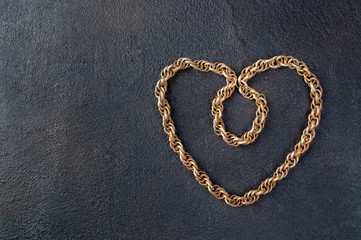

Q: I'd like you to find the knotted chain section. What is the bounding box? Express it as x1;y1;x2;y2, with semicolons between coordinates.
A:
155;56;322;207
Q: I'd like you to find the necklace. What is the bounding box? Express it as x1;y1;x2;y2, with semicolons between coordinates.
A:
155;55;322;207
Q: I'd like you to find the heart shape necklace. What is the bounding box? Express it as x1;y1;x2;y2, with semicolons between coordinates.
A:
155;55;322;207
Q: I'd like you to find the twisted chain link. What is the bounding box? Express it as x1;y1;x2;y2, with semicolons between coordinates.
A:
155;55;322;207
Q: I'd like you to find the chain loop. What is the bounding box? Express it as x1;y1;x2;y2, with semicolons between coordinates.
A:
155;56;322;207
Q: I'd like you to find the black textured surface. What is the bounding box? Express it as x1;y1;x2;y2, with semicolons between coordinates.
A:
1;1;361;239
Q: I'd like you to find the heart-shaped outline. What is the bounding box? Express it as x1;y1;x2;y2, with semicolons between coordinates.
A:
155;56;322;207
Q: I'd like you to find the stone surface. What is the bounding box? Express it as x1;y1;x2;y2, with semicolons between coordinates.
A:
1;0;360;239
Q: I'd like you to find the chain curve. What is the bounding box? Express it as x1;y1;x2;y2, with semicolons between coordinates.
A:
155;55;322;207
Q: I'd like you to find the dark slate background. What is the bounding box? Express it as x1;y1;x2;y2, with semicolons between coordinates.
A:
1;1;360;239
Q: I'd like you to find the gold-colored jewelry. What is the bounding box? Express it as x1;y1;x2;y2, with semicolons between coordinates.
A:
155;56;322;207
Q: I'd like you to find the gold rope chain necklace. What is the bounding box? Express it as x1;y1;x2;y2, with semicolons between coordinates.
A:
155;55;322;207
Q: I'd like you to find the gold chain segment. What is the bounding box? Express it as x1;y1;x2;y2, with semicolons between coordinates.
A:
155;56;323;207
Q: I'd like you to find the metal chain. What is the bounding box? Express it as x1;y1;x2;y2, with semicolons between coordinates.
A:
155;55;322;207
